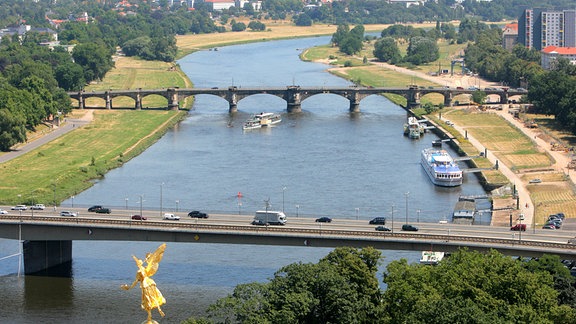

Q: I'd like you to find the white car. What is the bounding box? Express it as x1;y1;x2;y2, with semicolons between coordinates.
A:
60;211;78;217
11;205;27;210
31;204;46;210
163;213;180;221
0;209;8;214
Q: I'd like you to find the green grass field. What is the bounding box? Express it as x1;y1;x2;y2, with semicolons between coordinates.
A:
0;110;186;205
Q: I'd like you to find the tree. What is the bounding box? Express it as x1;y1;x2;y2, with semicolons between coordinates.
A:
382;249;576;323
202;247;384;324
471;90;487;105
0;109;27;151
331;24;350;46
231;22;246;32
373;37;402;64
405;36;439;65
55;62;86;91
247;21;266;31
294;13;312;26
72;42;114;82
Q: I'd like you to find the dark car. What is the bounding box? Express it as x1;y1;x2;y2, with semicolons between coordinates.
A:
95;208;111;214
369;217;386;225
542;224;556;230
251;219;268;226
315;217;332;223
131;215;146;220
375;226;391;232
188;210;208;218
88;205;103;212
402;224;419;231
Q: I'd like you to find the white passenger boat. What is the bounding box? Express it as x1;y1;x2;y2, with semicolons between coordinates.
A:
242;119;262;130
420;251;445;265
252;112;281;127
403;116;425;139
421;148;463;187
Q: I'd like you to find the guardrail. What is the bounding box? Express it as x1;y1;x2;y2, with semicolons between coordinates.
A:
1;215;574;252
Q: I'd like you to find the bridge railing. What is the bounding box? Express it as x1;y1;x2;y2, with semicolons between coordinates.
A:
1;215;574;251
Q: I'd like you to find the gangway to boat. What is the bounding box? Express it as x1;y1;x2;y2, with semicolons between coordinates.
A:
459;194;491;201
462;167;496;173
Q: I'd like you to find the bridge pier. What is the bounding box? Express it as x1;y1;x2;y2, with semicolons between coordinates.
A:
167;88;179;110
444;93;453;107
500;92;509;104
135;91;142;110
286;86;302;113
23;240;72;276
105;92;112;109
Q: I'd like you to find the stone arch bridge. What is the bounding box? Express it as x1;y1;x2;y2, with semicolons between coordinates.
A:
68;86;526;113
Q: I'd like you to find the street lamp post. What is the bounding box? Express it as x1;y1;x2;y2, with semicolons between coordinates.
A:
417;209;420;223
404;192;410;224
296;205;299;217
355;208;359;220
72;196;75;208
139;195;144;220
176;200;179;212
125;197;128;211
160;182;164;216
391;204;395;233
518;213;524;241
282;186;286;213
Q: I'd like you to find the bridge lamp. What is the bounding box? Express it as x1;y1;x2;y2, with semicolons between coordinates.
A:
160;182;164;216
404;192;410;225
355;208;359;220
282;186;286;213
296;205;299;218
125;197;128;211
176;200;179;212
72;196;75;208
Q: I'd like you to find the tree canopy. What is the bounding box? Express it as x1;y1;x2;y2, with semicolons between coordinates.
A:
184;248;576;323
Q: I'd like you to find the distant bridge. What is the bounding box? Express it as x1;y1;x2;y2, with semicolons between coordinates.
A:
0;214;573;275
68;86;527;113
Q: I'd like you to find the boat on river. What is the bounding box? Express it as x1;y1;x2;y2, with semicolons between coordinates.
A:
243;112;282;131
421;147;463;187
252;112;281;127
242;119;262;130
420;251;445;265
403;117;425;139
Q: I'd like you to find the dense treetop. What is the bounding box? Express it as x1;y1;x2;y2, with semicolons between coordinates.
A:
182;247;576;323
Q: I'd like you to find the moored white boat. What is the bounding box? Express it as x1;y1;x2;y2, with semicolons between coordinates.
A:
421;147;463;187
420;251;445;265
403;116;425;139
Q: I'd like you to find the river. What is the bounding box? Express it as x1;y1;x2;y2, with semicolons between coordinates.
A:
0;36;489;323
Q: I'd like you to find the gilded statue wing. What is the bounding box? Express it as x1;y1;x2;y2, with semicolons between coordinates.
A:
144;243;166;277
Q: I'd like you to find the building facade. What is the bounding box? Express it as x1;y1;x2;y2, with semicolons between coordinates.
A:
519;8;576;50
541;46;576;70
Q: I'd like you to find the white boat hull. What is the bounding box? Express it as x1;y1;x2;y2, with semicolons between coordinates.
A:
421;148;463;187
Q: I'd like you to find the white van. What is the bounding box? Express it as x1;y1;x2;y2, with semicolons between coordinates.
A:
253;211;287;225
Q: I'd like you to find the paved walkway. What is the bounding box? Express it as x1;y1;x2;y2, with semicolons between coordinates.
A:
0;110;94;164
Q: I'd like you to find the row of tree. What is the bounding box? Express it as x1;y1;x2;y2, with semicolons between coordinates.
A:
182;247;576;323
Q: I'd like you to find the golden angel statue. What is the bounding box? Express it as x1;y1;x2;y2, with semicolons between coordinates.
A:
121;243;167;324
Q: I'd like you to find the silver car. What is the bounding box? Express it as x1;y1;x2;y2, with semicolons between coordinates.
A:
60;211;77;217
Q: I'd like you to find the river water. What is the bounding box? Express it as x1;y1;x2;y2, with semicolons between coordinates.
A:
0;36;489;323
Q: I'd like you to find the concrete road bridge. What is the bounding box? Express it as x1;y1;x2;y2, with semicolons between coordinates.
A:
68;86;527;113
0;211;573;275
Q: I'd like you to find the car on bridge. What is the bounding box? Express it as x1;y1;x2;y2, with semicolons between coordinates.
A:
315;217;332;223
60;211;77;217
188;210;208;218
163;213;180;221
31;204;45;210
251;219;268;226
95;208;111;214
375;226;391;232
11;205;27;210
131;215;146;220
369;217;386;225
0;209;8;214
510;224;526;231
88;205;103;212
402;224;419;231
